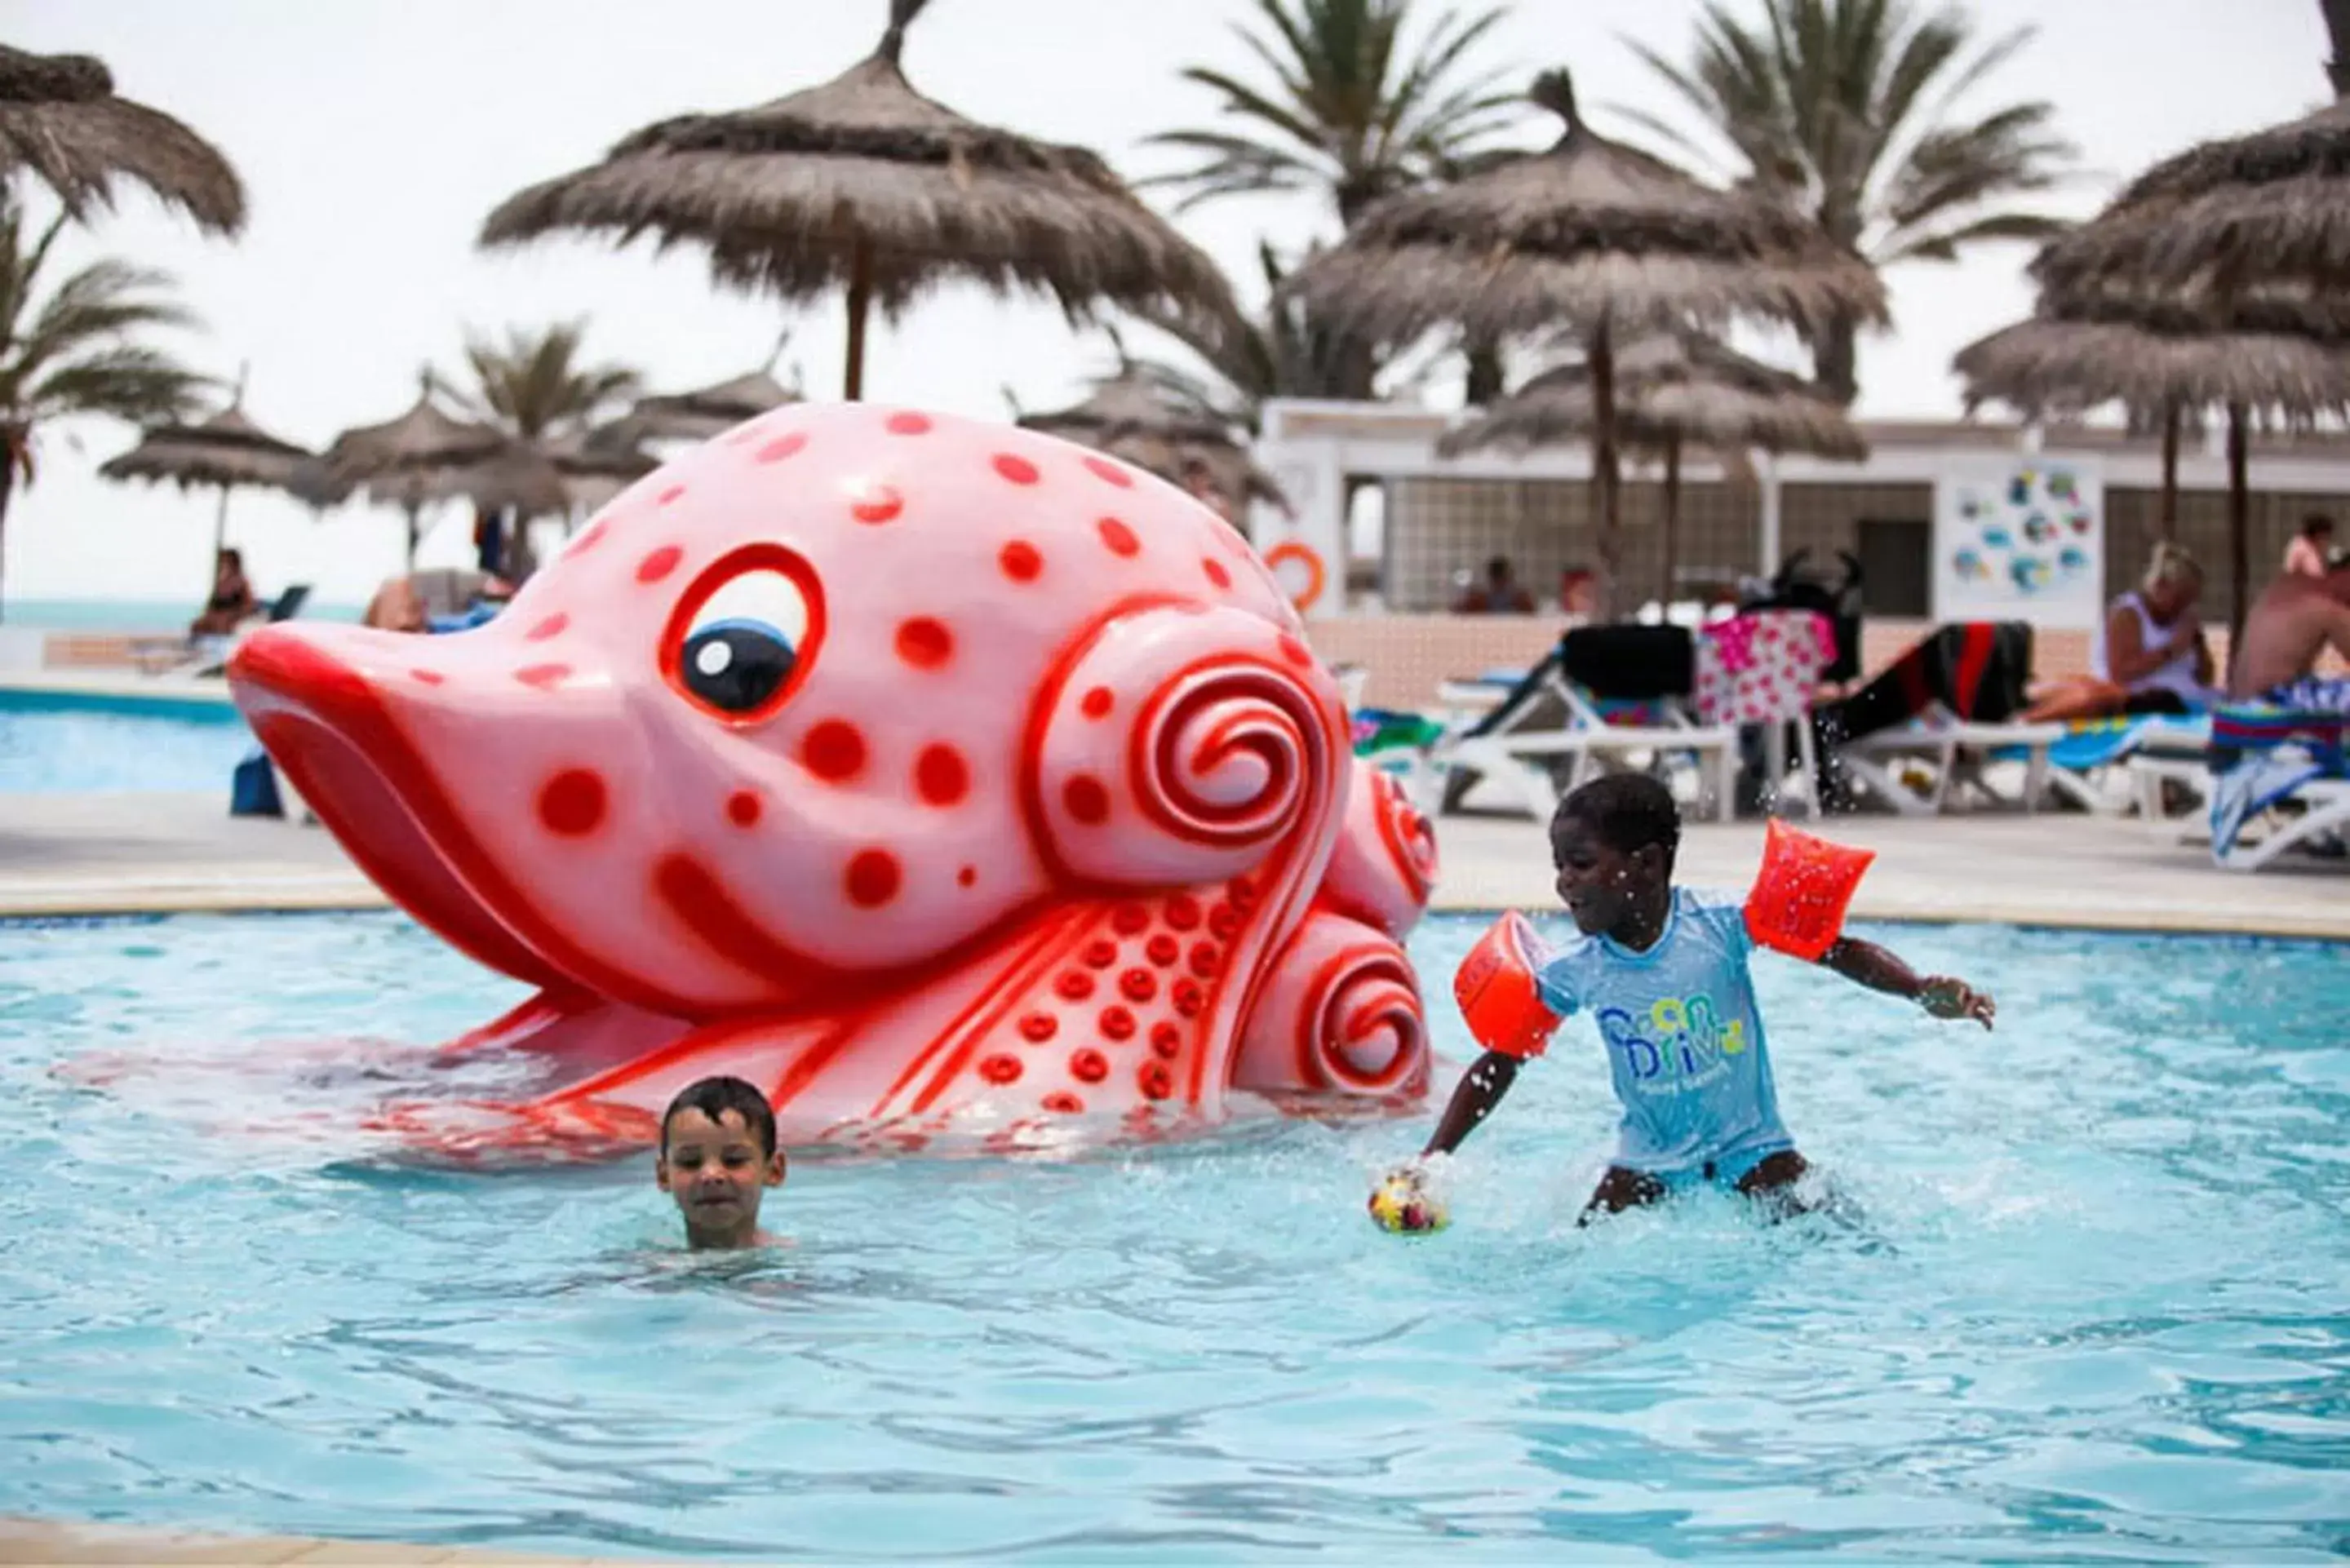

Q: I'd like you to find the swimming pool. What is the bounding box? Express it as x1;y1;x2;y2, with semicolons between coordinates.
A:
0;692;251;794
2;910;2346;1561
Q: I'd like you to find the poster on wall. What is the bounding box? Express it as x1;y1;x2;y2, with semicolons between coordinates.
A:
1932;455;2104;627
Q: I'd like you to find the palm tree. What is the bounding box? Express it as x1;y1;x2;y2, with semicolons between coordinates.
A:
1148;0;1526;398
0;198;207;620
438;319;641;443
1120;241;1393;431
1623;0;2076;404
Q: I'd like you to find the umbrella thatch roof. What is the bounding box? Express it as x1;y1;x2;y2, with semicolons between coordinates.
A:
1953;313;2350;421
479;0;1239;397
314;377;507;504
627;368;798;442
0;44;243;235
99;404;311;491
1282;69;1887;345
1018;372;1284;512
1440;334;1868;460
2031;98;2350;299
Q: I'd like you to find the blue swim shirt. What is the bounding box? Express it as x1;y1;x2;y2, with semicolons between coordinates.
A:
1531;888;1792;1176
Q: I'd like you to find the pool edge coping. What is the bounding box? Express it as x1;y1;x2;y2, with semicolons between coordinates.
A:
2;886;2342;942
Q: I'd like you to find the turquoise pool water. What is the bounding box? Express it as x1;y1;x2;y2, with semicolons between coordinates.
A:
2;911;2347;1561
0;695;251;794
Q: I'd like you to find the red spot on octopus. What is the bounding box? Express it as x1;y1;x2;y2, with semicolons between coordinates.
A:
1165;894;1201;929
1082;939;1118;970
1278;633;1315;668
1208;903;1239;939
525;613;568;642
957;866;977;888
1111;903;1151;936
1137;1062;1173;1101
980;1053;1022;1085
1173;979;1204;1017
851;484;903;525
1120;968;1158;1003
1083;455;1133;489
1080;686;1114;720
726;790;762;827
1056;970;1096;1002
887;412;933;435
514;663;570;690
1146;933;1180;968
1189;942;1222;977
657;484;685;507
999;541;1042;582
915;744;969;806
570;520;608;553
1019;1012;1059;1043
1068;1048;1110;1084
800;720;867;782
1098;1006;1136;1041
1149;1021;1184;1060
410;669;445;686
636;546;683;584
896;618;953;670
992;453;1040;485
1097;517;1140;558
845;848;902;909
756;432;808;463
1042;1092;1084;1115
1063;775;1110;825
1202;558;1232;589
537;769;605;837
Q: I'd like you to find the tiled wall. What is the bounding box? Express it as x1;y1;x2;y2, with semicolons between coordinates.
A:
1386;476;2338;616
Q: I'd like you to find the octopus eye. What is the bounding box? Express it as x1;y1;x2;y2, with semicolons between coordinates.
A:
665;551;822;720
682;618;796;713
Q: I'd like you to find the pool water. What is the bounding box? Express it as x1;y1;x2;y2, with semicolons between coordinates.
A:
0;704;252;793
2;911;2347;1561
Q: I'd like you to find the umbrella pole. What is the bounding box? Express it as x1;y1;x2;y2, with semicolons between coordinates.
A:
1589;323;1620;621
1660;436;1682;613
212;485;231;560
2225;402;2250;644
843;240;874;401
2158;401;2179;543
404;502;422;569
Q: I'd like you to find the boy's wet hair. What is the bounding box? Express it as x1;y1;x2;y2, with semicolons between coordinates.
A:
659;1075;778;1160
1554;773;1680;871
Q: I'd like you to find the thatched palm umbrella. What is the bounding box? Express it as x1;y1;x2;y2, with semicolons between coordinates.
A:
0;44;243;235
480;0;1239;401
1442;334;1867;605
1284;68;1886;618
1017;371;1285;519
2029;95;2350;303
546;421;659;515
626;368;799;444
98;390;313;587
1954;304;2350;637
314;374;506;565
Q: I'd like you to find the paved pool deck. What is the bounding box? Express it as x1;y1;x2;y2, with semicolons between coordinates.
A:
0;790;2341;939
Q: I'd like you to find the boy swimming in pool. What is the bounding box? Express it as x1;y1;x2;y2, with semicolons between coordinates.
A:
656;1076;787;1250
1387;775;1994;1222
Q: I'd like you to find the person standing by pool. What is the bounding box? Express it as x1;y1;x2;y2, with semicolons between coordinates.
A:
1378;775;1994;1225
656;1077;787;1251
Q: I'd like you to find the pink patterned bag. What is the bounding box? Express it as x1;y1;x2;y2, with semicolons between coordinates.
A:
1694;609;1837;726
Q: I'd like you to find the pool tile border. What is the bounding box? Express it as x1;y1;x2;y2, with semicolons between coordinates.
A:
0;1513;639;1565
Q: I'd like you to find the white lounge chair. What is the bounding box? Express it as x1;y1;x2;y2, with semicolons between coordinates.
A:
1830;703;2068;815
2208;699;2349;871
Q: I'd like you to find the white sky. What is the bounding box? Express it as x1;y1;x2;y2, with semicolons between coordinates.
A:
0;0;2328;608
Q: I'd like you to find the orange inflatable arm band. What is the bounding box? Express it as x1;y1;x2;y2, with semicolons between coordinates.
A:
1743;819;1876;962
1452;911;1561;1060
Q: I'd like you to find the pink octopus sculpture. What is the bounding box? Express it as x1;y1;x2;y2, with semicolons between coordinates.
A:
229;405;1437;1162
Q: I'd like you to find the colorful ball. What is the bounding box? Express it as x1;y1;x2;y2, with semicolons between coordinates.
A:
1368;1172;1448;1234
